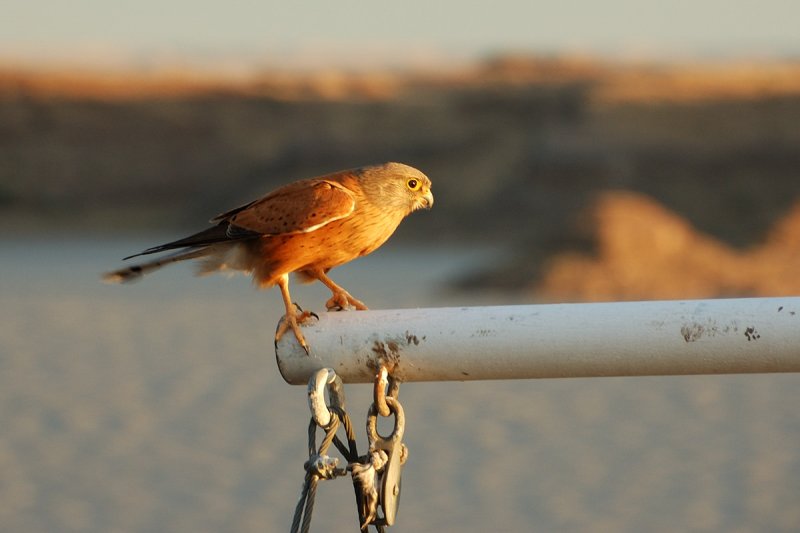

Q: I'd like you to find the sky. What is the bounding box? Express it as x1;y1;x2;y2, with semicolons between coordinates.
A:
3;0;800;69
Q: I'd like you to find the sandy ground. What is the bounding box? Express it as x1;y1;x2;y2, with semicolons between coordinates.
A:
1;239;798;532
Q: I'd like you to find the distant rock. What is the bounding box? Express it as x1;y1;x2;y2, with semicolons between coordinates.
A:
515;192;800;301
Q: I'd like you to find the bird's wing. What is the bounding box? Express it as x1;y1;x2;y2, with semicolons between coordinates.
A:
213;179;356;236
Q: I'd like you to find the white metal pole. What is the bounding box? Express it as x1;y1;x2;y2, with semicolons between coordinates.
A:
275;297;800;385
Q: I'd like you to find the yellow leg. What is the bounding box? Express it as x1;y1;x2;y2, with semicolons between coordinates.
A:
308;269;368;311
274;274;316;354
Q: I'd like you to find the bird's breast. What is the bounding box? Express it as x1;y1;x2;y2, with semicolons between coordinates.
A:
251;204;405;284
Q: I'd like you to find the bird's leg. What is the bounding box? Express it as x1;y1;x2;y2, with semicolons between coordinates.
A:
274;274;316;354
308;269;369;311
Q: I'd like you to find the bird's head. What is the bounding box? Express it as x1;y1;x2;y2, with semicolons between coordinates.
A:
358;162;434;214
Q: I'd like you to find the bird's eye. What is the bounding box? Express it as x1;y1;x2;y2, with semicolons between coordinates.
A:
407;179;420;190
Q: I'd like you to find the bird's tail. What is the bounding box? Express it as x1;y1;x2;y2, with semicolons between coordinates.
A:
102;248;209;284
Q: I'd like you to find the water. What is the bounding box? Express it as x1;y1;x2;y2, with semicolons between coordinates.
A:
1;239;798;532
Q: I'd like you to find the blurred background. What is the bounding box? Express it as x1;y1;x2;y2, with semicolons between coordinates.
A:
1;1;799;531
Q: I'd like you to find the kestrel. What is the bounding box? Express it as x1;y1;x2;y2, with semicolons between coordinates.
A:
103;162;433;353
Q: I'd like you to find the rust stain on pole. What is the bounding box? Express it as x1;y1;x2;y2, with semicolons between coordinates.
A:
275;298;800;384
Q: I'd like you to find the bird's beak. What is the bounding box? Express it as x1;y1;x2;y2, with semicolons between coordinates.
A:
420;189;434;210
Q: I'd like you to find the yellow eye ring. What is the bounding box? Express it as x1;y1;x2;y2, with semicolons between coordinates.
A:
407;178;420;190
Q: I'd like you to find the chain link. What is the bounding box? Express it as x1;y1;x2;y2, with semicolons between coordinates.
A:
290;368;405;533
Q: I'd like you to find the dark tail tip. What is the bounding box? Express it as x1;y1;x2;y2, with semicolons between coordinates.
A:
101;265;144;284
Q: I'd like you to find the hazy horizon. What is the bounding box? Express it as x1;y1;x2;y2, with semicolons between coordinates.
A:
4;0;800;71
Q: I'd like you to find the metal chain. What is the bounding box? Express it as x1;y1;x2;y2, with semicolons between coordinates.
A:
329;405;359;462
290;415;347;533
373;364;401;417
291;368;404;533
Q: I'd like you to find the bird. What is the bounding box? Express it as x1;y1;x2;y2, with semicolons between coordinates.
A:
103;162;434;353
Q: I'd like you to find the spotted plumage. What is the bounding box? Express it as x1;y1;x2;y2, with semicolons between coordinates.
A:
103;162;434;353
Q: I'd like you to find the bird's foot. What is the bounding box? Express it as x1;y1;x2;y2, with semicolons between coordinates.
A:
275;303;318;355
325;290;369;312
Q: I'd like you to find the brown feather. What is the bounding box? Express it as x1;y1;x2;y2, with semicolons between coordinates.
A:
103;162;433;352
224;179;355;235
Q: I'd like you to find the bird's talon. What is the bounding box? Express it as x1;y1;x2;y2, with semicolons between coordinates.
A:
296;310;318;325
325;290;367;312
325;300;348;312
275;306;316;355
